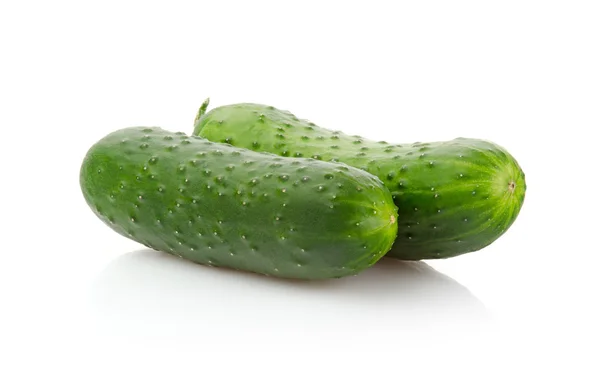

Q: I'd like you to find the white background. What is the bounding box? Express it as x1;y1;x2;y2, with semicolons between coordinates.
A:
1;1;599;379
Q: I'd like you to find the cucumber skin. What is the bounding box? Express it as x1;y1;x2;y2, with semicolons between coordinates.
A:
80;127;398;279
193;102;526;260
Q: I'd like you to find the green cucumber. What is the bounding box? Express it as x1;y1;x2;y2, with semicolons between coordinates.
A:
80;126;398;279
193;100;526;260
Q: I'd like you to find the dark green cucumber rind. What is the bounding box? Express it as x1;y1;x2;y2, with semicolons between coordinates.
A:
193;102;526;260
80;127;398;279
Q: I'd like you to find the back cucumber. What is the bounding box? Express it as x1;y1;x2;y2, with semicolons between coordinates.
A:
193;100;526;260
80;127;398;279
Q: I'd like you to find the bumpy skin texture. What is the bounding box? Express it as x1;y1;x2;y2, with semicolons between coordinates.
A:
193;101;526;260
80;127;398;279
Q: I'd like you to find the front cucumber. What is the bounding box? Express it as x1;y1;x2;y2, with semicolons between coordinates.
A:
80;127;398;279
193;100;526;260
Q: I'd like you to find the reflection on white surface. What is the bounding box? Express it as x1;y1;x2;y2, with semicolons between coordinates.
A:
88;249;490;343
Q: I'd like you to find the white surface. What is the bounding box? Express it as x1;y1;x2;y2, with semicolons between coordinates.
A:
1;1;599;379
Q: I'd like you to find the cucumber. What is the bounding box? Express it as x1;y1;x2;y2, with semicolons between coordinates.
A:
193;100;526;260
80;126;398;279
